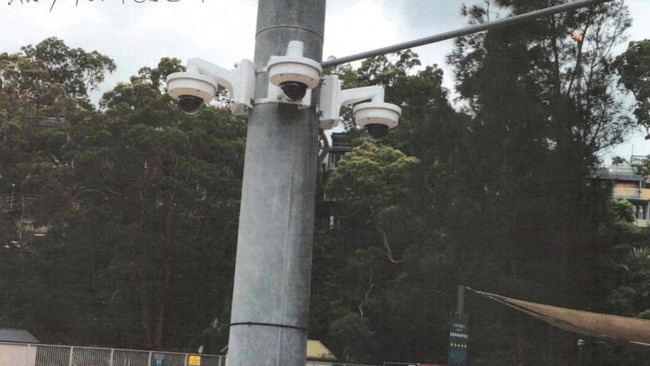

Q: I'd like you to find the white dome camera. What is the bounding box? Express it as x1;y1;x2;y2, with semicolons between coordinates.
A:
353;101;401;141
166;58;255;115
319;74;401;139
266;40;322;104
167;72;216;114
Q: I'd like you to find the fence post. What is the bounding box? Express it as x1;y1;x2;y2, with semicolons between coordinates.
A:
148;351;153;366
23;344;29;366
68;347;74;366
109;349;114;366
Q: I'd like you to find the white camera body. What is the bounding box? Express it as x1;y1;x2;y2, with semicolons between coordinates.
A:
166;58;255;115
263;40;322;106
319;74;400;139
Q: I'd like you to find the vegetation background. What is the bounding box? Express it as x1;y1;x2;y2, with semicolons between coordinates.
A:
2;1;650;365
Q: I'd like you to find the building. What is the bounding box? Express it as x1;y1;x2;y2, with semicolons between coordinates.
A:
325;132;353;179
320;132;353;229
0;328;39;344
598;156;650;226
0;328;39;366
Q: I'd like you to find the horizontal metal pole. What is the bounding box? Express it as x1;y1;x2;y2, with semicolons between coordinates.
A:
321;0;613;67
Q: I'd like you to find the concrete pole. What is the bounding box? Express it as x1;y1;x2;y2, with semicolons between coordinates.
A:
226;1;325;366
456;285;465;316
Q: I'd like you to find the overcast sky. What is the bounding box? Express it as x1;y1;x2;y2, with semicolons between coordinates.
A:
2;0;649;163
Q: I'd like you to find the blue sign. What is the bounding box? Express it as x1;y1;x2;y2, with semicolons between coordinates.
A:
449;320;468;366
153;354;166;366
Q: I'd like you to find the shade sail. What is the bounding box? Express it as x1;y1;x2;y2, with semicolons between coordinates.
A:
469;288;650;347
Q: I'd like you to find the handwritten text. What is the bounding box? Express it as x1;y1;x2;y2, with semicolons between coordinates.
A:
7;0;196;13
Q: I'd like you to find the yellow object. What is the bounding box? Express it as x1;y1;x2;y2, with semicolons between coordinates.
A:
307;340;337;360
188;355;201;366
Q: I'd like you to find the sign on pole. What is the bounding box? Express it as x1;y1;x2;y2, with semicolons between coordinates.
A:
188;355;201;366
448;317;468;366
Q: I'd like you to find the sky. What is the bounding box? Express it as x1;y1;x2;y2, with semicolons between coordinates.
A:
2;0;649;164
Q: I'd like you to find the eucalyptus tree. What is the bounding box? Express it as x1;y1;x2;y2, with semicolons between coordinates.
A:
313;51;471;364
47;58;248;350
0;39;115;338
1;39;245;350
615;39;650;132
447;1;633;364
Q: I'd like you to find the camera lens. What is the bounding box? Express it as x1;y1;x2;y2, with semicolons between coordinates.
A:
279;81;307;101
177;95;204;114
365;123;389;141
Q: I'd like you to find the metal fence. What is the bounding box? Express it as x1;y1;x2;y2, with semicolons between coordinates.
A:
0;343;393;366
306;363;381;366
0;343;226;366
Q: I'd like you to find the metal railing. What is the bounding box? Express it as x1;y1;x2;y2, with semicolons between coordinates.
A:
306;363;379;366
0;343;393;366
0;343;226;366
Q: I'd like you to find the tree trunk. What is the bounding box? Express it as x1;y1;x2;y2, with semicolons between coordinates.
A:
153;192;175;350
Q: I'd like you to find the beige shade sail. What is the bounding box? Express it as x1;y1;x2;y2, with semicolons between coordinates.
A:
468;288;650;347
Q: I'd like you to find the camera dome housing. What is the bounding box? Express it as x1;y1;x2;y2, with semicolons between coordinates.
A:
364;124;390;141
353;101;401;140
319;75;401;134
279;81;308;101
176;95;205;114
166;58;255;116
267;40;322;104
167;72;216;103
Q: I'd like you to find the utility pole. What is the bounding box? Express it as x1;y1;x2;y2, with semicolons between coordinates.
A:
226;1;325;366
219;1;614;366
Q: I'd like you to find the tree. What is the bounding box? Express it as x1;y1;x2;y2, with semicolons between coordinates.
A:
614;39;650;131
0;40;246;351
446;1;633;364
0;37;116;237
20;37;116;109
44;58;247;350
0;39;116;338
313;52;469;364
609;199;636;224
326;140;420;266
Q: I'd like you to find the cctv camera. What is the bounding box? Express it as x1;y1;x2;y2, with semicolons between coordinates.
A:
353;101;401;141
166;58;255;116
319;75;401;133
176;95;205;114
267;40;322;104
364;124;390;141
166;71;216;114
279;81;307;101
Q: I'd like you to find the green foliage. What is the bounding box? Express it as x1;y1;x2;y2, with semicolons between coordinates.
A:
2;19;648;365
631;155;650;177
615;39;650;129
610;199;636;223
326;140;419;210
609;246;650;318
0;39;244;351
445;1;635;363
313;50;468;364
313;1;642;365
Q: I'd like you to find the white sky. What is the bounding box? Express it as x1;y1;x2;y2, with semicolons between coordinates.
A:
2;0;649;164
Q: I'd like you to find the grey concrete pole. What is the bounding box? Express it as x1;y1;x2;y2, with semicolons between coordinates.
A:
226;1;325;366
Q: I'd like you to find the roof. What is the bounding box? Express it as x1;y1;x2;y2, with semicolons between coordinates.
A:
602;164;643;181
307;340;337;360
0;328;40;344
